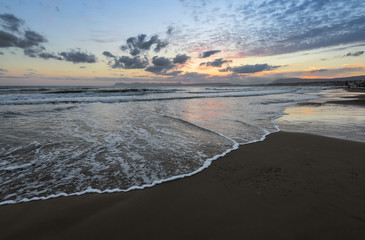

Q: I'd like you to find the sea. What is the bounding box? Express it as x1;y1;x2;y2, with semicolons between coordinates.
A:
0;85;364;205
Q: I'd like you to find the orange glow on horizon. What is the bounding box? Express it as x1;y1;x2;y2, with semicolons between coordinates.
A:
301;75;332;79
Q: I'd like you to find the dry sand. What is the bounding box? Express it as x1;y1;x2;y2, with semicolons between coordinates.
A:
1;131;365;240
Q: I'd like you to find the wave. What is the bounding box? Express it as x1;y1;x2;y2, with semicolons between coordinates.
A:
0;88;296;106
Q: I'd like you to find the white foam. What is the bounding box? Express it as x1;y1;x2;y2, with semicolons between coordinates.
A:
0;138;239;206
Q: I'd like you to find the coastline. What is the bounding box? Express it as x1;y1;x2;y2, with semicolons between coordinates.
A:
1;131;365;240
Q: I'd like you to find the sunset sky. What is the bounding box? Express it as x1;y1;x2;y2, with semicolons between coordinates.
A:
1;0;365;86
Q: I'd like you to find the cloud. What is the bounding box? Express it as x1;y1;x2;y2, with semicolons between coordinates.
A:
309;69;328;73
170;71;210;82
145;56;177;75
151;56;172;67
21;45;62;61
146;70;183;76
120;34;168;56
0;14;47;50
0;13;98;63
249;16;365;56
104;50;149;69
173;54;190;64
111;56;148;69
166;26;174;35
0;30;18;47
219;64;281;74
102;51;115;58
59;49;97;63
200;50;221;58
344;51;364;57
104;50;189;74
0;68;8;75
305;66;364;76
23;48;42;58
178;1;365;56
200;58;232;67
38;52;63;60
0;13;24;32
17;30;47;48
0;16;47;52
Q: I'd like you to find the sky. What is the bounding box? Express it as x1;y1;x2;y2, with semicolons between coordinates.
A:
0;0;365;86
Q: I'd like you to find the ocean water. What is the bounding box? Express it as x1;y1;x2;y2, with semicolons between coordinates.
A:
0;85;330;204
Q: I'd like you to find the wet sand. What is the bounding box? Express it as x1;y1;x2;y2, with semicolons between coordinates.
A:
327;88;365;105
1;131;365;240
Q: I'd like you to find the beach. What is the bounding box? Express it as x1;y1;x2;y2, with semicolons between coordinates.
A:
1;131;365;240
2;1;365;239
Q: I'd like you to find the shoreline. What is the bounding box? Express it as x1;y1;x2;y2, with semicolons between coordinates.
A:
328;88;365;106
1;131;365;240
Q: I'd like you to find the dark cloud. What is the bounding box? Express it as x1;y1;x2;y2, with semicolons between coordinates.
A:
0;13;24;32
16;30;47;49
112;56;148;69
104;51;149;69
0;13;98;63
166;26;174;35
219;64;280;74
200;50;221;58
0;68;8;73
151;56;172;67
154;40;168;53
23;48;41;58
344;51;364;57
0;30;18;47
102;51;115;58
80;66;86;69
0;15;46;50
121;34;168;56
173;72;210;82
200;58;232;67
173;54;190;64
145;56;176;74
309;69;328;73
21;45;62;61
59;50;97;63
38;52;63;60
0;16;49;59
0;51;3;54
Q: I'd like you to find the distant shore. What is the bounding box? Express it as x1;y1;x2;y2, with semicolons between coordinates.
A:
1;130;364;240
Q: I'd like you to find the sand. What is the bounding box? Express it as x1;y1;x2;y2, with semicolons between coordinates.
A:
1;131;365;240
328;89;365;105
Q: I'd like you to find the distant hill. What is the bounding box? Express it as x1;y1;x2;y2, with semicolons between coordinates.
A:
272;75;365;85
114;82;243;88
113;76;365;88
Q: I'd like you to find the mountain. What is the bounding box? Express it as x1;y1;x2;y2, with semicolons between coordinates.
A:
272;75;365;85
114;82;243;87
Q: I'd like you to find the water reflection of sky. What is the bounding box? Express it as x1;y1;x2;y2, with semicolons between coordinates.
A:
181;98;227;130
277;93;365;142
